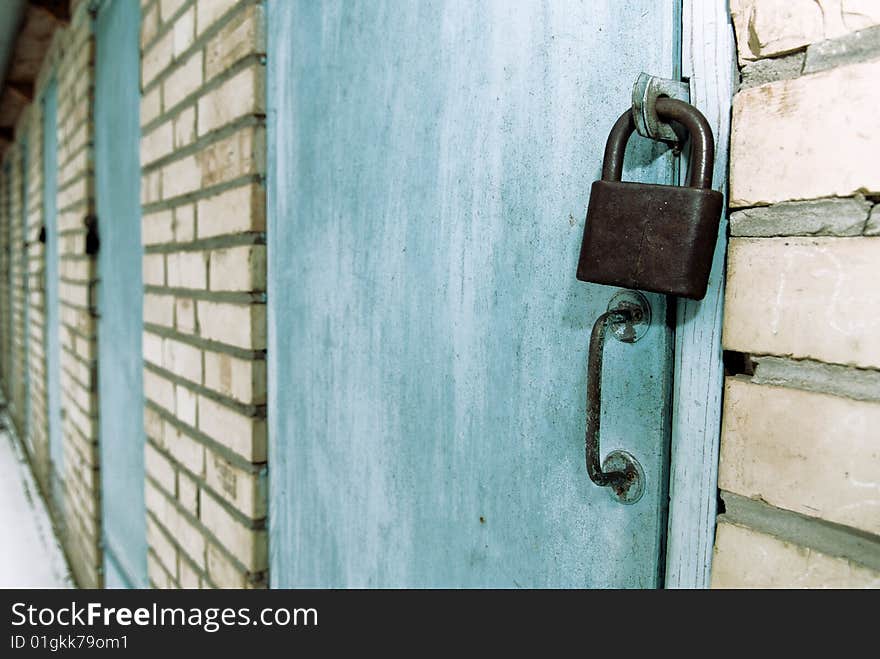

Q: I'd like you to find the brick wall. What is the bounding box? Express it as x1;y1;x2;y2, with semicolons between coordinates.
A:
0;1;103;588
139;0;268;589
714;0;880;587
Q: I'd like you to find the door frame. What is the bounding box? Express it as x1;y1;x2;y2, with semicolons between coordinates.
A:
663;0;735;589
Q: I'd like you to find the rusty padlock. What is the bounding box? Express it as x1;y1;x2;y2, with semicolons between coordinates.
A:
576;98;723;300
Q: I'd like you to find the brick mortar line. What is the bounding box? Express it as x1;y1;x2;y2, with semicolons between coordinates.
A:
143;360;267;419
146;473;268;580
143;321;266;361
141;173;263;215
719;491;880;572
147;436;267;527
144;399;266;472
146;510;216;587
141;112;265;175
141;0;262;94
143;231;267;255
144;285;266;304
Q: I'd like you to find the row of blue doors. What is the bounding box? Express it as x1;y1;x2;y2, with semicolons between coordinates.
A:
38;0;685;588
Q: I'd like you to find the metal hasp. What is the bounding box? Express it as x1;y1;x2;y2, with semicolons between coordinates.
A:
632;72;690;145
584;291;651;504
576;97;724;299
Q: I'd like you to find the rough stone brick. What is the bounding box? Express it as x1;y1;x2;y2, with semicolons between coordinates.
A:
723;237;880;368
729;197;872;237
804;24;880;73
711;522;880;588
142;30;174;87
720;378;880;534
162;422;206;476
197;300;265;350
730;61;880;206
730;0;880;62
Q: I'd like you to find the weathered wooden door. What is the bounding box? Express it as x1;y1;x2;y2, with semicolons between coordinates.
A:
268;0;680;587
94;0;146;588
42;78;63;508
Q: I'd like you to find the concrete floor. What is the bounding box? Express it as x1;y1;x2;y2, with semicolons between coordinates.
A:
0;410;73;588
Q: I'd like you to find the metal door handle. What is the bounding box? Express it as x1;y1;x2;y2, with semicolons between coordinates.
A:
583;291;650;504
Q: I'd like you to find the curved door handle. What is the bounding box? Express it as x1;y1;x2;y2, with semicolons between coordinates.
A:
583;292;650;504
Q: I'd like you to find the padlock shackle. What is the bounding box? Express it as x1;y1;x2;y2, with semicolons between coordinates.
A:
601;98;716;189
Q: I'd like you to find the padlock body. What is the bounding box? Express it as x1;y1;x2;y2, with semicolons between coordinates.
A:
576;180;723;300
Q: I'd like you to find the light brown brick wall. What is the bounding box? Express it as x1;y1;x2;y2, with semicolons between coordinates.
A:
0;1;103;588
139;0;268;589
715;0;880;588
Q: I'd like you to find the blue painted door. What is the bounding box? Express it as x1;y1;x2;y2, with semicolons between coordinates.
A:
94;0;146;588
268;0;678;587
42;79;63;507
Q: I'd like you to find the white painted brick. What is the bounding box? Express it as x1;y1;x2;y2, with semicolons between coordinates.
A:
162;339;202;384
712;522;880;588
142;253;165;287
162;155;201;200
196;184;265;239
146;442;176;494
175;297;197;334
166;251;208;290
204;351;265;405
208;245;265;292
178;471;199;515
200;493;266;571
205;4;265;80
173;7;195;58
162;422;205;476
730;61;880;206
206;452;265;518
720;378;880;535
144;293;175;328
174;204;196;242
196;0;238;35
173;105;196;149
142;30;174;87
142;120;173;166
145;369;175;413
197;395;265;462
206;541;247;588
197;301;265;350
175;384;198;427
198;65;264;136
143;210;175;246
723;238;880;368
163;52;203;110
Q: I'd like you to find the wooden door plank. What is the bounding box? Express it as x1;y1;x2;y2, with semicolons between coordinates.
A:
665;0;736;589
